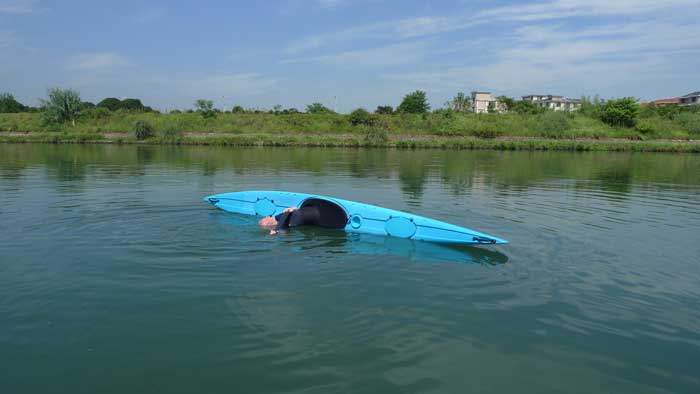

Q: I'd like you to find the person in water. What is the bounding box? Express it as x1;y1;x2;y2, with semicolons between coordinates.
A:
258;205;322;235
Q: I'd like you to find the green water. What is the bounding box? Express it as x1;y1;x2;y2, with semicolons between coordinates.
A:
1;144;699;394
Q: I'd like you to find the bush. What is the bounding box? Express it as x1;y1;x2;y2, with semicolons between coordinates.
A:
363;127;389;146
159;124;183;143
195;99;216;118
600;97;639;128
676;112;700;135
397;90;430;114
471;123;501;139
97;97;122;111
538;111;571;137
635;122;655;135
0;92;27;113
306;102;334;114
84;107;111;120
375;105;394;115
132;120;155;140
349;108;375;126
231;105;245;114
40;87;82;125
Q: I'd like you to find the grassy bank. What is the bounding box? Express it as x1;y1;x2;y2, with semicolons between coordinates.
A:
2;109;699;152
2;131;699;153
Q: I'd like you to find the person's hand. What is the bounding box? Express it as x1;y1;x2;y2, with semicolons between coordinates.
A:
283;207;297;213
269;230;278;235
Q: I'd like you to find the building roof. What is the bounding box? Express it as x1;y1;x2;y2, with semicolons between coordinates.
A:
681;91;700;98
653;98;681;104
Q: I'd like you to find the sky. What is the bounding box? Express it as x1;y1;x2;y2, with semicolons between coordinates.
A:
1;0;699;112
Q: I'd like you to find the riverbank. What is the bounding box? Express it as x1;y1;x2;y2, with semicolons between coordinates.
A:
2;131;699;152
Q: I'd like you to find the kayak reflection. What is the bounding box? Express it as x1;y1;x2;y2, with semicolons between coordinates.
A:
294;227;509;266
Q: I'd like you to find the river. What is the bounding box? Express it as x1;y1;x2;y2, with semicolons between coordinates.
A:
1;144;699;393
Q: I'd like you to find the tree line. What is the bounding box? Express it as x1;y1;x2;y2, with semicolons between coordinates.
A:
1;88;698;133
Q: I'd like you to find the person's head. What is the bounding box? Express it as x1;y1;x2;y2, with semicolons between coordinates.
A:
258;216;277;229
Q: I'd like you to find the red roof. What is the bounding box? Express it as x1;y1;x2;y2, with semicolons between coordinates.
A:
653;98;680;104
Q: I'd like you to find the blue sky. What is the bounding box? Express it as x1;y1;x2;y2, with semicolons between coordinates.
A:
1;0;699;112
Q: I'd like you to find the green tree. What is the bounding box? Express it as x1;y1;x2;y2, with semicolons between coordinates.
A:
600;97;639;128
397;90;430;114
497;96;516;111
0;92;26;113
195;99;216;118
306;102;334;114
231;105;245;114
121;98;145;111
487;101;497;113
40;87;82;125
513;100;544;115
97;97;122;111
375;105;394;115
349;108;375;126
448;92;471;112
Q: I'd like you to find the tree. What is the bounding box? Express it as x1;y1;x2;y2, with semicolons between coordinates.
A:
97;97;122;111
231;105;245;114
487;101;497;113
0;92;26;113
600;97;639;128
349;108;375;126
496;96;516;111
375;105;394;115
512;100;544;115
121;98;145;111
195;99;216;118
306;102;334;114
397;90;430;114
40;87;82;125
448;92;471;112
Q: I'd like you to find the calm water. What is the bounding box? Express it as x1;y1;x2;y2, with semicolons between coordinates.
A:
1;144;699;394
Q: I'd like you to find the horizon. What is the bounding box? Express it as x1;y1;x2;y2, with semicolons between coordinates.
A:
2;0;699;112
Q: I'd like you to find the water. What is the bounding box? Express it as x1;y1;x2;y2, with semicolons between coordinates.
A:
1;144;699;394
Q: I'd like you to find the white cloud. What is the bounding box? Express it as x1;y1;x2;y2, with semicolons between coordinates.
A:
66;53;132;70
284;0;700;55
282;41;431;67
0;0;45;14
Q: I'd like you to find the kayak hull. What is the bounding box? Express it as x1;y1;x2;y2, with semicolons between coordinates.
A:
203;190;507;245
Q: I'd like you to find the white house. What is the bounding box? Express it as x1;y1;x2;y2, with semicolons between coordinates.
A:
679;91;700;106
471;92;506;113
522;94;581;112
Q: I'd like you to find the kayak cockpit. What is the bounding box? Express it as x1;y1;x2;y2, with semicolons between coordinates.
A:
300;198;348;229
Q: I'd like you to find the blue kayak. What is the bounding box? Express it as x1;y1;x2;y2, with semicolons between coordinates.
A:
203;190;507;245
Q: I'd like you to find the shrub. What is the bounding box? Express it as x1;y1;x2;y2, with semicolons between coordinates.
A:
0;92;27;113
375;105;394;114
363;127;389;146
397;90;430;114
159;124;183;143
635;121;655;135
306;102;334;114
195;99;216;118
40;87;82;125
231;105;245;114
471;124;501;139
676;112;700;135
600;97;639;128
97;97;122;111
132;120;155;140
349;108;375;126
538;111;571;138
84;107;111;120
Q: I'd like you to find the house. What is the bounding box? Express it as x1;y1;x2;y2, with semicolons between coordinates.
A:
471;92;506;113
522;94;581;111
652;98;681;106
679;91;700;106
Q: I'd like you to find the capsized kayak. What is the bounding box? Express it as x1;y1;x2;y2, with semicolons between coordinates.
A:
203;190;507;245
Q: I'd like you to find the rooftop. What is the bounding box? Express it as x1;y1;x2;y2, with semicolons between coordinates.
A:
681;91;700;98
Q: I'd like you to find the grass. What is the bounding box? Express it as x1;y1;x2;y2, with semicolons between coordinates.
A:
1;111;699;152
